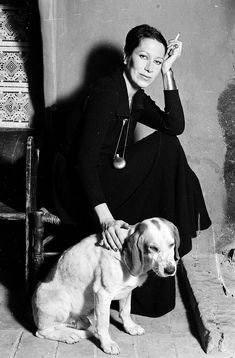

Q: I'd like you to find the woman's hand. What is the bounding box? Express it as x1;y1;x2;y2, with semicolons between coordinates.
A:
101;219;130;251
161;34;182;75
94;203;129;251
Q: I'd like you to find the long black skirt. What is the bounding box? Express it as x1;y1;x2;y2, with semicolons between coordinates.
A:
52;131;211;317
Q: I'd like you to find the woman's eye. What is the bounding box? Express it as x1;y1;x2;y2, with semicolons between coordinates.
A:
139;54;147;60
154;60;162;65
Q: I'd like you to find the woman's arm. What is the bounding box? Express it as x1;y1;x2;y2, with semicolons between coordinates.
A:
76;85;114;207
138;88;185;135
138;35;184;135
162;69;177;90
75;82;129;250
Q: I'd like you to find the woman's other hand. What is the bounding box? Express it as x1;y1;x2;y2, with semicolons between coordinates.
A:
161;34;182;75
101;219;130;251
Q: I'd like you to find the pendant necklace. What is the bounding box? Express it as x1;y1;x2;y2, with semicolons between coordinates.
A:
113;117;130;169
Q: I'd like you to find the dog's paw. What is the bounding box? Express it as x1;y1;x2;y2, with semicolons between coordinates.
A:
124;323;145;336
101;340;120;355
62;332;82;344
36;328;82;344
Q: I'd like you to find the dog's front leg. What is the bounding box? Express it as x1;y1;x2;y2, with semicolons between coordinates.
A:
119;292;145;336
94;290;120;355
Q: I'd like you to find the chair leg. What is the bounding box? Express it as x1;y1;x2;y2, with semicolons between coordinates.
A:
32;211;45;287
25;213;30;294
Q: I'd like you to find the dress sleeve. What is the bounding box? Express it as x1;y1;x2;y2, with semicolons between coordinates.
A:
74;85;117;207
138;89;185;135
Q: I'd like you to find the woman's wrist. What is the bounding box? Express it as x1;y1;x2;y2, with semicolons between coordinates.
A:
162;69;177;90
94;203;114;228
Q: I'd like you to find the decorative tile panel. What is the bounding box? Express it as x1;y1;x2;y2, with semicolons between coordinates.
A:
0;5;33;128
0;49;28;83
0;90;32;124
0;5;28;43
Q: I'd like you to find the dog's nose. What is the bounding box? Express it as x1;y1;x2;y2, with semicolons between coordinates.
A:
164;264;176;276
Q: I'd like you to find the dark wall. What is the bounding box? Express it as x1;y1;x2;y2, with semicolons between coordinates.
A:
0;1;44;270
0;0;44;209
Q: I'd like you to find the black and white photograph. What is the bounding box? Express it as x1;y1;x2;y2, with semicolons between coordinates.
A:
0;1;234;357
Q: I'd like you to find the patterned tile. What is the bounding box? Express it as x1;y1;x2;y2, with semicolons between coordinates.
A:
0;50;28;83
0;5;32;128
0;5;28;44
0;90;33;125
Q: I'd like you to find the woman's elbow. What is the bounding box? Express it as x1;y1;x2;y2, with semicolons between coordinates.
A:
175;122;185;135
167;119;185;136
174;111;185;135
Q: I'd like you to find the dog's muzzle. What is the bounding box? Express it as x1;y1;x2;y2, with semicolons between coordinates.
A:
152;262;176;277
164;264;176;276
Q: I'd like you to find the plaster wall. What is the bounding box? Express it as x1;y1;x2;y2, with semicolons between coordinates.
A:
38;0;235;245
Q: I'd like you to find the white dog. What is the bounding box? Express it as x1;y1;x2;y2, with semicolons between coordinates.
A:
32;217;180;355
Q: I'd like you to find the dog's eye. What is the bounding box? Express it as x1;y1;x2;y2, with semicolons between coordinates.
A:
149;246;159;253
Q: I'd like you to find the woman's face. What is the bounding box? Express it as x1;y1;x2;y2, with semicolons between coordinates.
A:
124;37;165;90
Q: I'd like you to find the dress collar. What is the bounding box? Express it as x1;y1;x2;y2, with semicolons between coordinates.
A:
111;68;144;117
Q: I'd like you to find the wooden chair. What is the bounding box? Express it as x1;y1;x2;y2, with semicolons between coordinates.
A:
0;135;61;293
29;138;62;288
31;206;61;286
0;136;39;291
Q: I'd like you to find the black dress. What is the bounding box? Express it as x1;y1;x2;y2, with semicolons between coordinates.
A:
52;68;211;317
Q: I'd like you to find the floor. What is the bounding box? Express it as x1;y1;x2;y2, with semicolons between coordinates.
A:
0;262;232;358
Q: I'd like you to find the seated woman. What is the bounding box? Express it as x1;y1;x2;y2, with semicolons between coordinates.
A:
52;24;211;317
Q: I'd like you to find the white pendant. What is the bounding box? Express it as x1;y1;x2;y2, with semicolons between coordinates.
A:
113;154;126;169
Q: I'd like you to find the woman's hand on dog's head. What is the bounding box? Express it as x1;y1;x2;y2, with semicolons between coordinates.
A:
101;220;130;251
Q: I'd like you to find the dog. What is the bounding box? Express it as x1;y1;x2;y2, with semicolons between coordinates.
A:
32;217;180;355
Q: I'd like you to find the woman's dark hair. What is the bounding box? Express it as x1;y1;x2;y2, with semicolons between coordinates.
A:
124;24;167;57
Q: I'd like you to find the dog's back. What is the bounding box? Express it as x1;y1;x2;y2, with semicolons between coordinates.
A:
33;235;103;322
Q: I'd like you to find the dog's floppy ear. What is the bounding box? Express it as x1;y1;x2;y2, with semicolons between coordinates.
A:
165;220;180;260
122;225;145;276
173;224;180;260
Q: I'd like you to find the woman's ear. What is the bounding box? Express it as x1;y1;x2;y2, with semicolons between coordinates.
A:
123;52;127;65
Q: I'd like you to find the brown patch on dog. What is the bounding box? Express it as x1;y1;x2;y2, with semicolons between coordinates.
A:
136;222;148;234
151;218;161;230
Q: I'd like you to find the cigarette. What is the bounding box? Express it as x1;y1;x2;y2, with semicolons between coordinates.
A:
175;33;180;41
168;33;180;56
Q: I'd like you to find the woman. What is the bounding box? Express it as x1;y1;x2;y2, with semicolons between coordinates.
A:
52;24;211;316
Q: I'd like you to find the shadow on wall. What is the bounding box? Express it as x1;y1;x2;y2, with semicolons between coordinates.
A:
217;80;235;248
44;43;123;147
38;44;123;210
